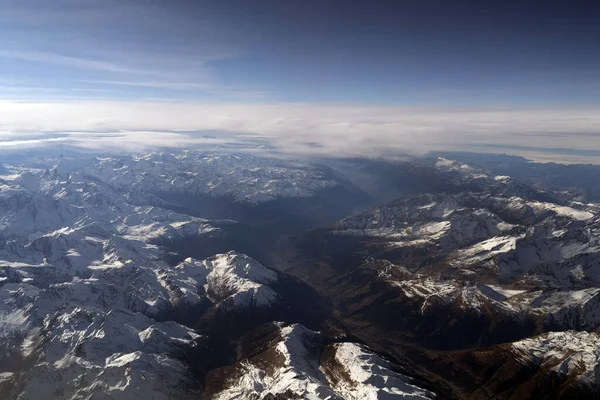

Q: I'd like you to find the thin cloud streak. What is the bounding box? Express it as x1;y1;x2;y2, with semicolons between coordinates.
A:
0;50;146;74
85;80;271;98
0;47;257;99
88;81;215;90
0;1;248;99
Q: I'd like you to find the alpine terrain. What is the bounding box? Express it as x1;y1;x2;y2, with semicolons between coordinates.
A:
0;150;599;400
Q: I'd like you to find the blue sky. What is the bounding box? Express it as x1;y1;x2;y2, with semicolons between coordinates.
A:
1;0;599;104
0;0;599;163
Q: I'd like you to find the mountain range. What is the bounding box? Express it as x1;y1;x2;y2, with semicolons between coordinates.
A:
1;150;599;399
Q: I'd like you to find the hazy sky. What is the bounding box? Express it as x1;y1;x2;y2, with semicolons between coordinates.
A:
0;0;599;161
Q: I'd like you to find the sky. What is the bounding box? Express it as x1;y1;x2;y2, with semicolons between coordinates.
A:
0;0;599;162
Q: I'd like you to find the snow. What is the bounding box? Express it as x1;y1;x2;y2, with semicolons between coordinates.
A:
413;221;451;237
453;235;520;265
0;309;29;332
435;158;454;168
0;152;312;399
215;324;340;400
394;279;458;313
431;198;462;219
15;306;202;399
513;331;600;386
214;323;437;400
326;342;436;400
158;251;280;310
73;151;344;202
1;151;600;398
0;372;13;383
529;201;594;221
484;284;527;299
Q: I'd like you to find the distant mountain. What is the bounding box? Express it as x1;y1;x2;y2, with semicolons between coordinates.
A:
430;151;600;201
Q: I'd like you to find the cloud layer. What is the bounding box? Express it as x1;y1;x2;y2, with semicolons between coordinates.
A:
0;100;600;163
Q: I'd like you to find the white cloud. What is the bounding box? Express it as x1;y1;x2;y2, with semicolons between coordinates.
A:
86;81;215;90
82;81;271;98
0;100;599;162
0;50;144;74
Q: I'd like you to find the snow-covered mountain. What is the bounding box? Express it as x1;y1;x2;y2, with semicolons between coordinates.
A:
4;149;600;399
331;171;600;331
0;150;433;399
206;322;435;400
279;157;600;398
32;151;356;203
0;152;287;398
4;248;295;400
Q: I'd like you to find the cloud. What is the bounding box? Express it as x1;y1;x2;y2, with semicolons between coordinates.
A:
0;47;257;100
0;50;145;74
87;81;215;90
0;100;599;163
84;81;271;98
0;1;249;99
